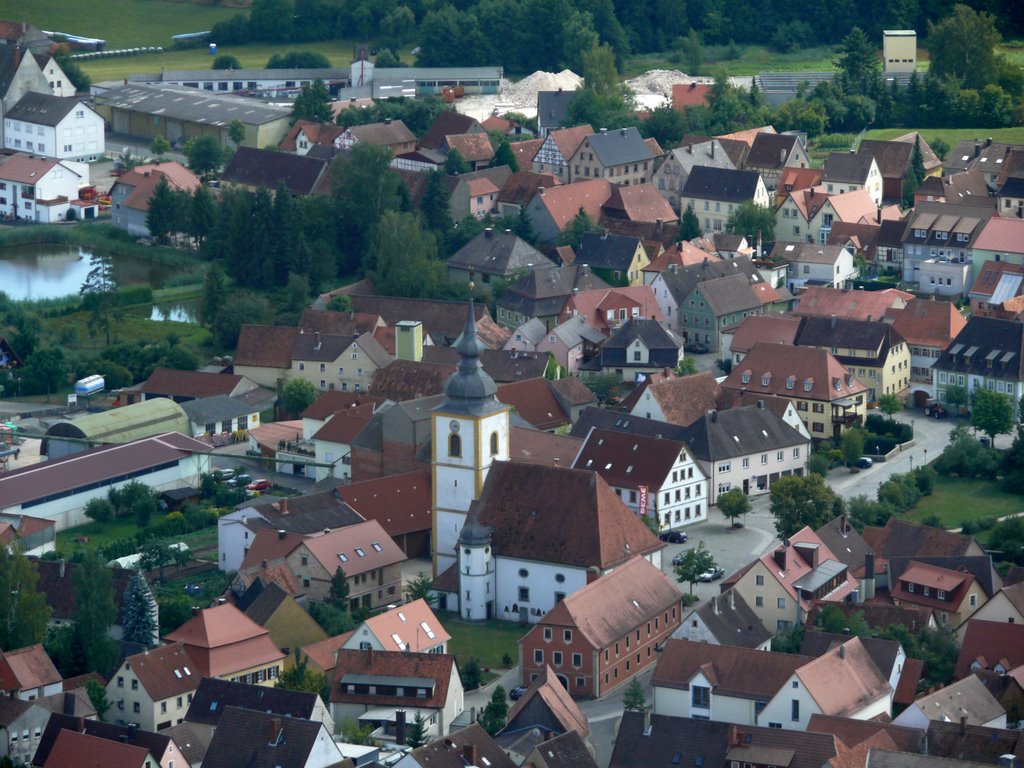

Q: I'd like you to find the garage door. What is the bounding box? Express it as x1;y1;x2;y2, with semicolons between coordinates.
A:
112;110;129;133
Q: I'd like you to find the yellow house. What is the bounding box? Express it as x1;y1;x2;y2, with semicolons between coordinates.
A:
722;343;868;439
892;561;988;630
793;316;911;403
576;231;650;287
238;582;327;669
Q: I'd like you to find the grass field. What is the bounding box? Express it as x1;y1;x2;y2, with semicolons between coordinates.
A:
78;40;372;82
7;0;241;48
440;612;525;670
905;477;1024;533
863;127;1024;146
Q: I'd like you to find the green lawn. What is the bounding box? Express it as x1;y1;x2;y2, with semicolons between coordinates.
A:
9;0;240;48
905;476;1024;532
78;39;372;83
439;612;526;670
863;126;1024;146
56;517;140;556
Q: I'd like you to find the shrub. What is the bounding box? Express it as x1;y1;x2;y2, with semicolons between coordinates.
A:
912;466;937;495
808;453;830;477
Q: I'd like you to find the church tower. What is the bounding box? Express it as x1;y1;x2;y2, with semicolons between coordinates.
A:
431;300;510;577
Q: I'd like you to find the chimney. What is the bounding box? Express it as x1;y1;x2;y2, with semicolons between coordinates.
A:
729;590;735;610
538;186;545;196
830;314;837;329
191;606;200;615
395;709;407;745
711;596;719;615
128;723;138;740
280;498;288;515
687;144;693;155
840;513;848;535
838;643;845;659
773;546;787;570
864;552;875;579
729;725;741;746
62;692;76;716
656;218;664;235
974;142;981;158
484;227;493;238
780;148;787;165
314;331;322;350
757;399;764;409
664;368;671;377
620;128;626;136
711;142;715;159
384;118;392;125
986;137;993;147
643;708;652;735
59;560;65;578
462;744;479;765
396;320;423;362
960;714;967;735
277;529;286;540
270;717;283;745
600;128;608;134
710;409;717;423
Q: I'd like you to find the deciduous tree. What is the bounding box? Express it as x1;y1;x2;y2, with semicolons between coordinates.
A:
673;541;716;594
0;548;50;651
877;394;902;418
769;473;838;538
727;201;775;241
405;573;437;606
282;378;317;415
72;554;119;676
841;427;866;467
184;135;225;178
292;78;332;124
717;488;749;525
971;388;1015;444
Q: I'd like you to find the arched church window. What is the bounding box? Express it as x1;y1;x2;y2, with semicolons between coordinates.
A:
490;431;499;456
449;432;462;457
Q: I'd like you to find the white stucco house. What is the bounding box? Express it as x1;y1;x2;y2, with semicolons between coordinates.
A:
0;152;91;222
4;93;104;162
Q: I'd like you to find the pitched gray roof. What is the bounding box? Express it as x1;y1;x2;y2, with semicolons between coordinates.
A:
656;254;764;305
200;706;330;768
685;591;773;648
180;394;267;425
567;406;688;441
447;230;549;277
678;405;807;462
6;92;86;126
186;681;322;727
577;232;643;271
681;165;763;203
584;127;653;167
823;152;876;184
934;315;1024;381
602;319;681;363
497;265;610;318
537;90;575;127
692;273;763;316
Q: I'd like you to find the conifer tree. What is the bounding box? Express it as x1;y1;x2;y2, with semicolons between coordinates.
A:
121;570;157;647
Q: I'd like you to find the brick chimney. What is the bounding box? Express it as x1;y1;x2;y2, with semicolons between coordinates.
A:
462;743;478;765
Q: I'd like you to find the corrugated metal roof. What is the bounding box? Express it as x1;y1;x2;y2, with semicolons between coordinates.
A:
93;84;290;126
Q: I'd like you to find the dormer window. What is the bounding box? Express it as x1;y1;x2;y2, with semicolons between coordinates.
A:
741;371;751;384
761;373;771;386
804;378;813;392
907;582;914;593
786;376;795;390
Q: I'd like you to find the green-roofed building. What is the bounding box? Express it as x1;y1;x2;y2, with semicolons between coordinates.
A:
42;399;190;459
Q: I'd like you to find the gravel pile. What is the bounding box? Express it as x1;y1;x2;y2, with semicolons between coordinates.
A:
625;69;698;97
500;69;583;108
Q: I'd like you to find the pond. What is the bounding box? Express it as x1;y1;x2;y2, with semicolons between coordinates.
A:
0;242;173;302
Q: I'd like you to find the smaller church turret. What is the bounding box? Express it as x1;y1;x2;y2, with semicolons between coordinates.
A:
457;508;494;621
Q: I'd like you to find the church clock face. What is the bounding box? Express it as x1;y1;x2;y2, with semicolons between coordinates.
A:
449;420;460;433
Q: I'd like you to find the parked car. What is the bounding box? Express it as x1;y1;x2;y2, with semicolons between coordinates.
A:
246;478;272;492
684;342;709;354
659;531;688;544
699;567;725;582
854;457;873;469
672;552;686;567
213;468;235;482
227;473;252;487
509;685;526;700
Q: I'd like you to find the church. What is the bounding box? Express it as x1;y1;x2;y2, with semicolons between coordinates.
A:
431;302;664;623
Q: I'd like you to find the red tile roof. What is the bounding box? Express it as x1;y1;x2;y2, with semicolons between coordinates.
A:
507;665;590;737
473;463;664;569
139;368;244;398
672;83;711;110
548;126;594;162
508;427;582;467
724;315;801;355
301;632;353;674
446;133;495;163
497;379;569;430
601;184;679;224
795;286;913;322
163;604;286;678
299;520;406;576
975;216;1024;254
723;343;867;403
573;428;689;490
44;729;152;768
331;649;456;708
534;179;613;231
513;138;544;167
334;469;432;537
0;644;60;693
300;390;388;421
121;642;198;702
311;406;376;444
890;298;967;348
895;561;974;612
359;599;450;652
536;557;680;649
795;637;892;717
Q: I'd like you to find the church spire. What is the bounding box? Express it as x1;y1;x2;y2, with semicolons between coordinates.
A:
441;298;499;415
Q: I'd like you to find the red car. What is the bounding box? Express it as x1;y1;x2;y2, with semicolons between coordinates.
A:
246;479;272;492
